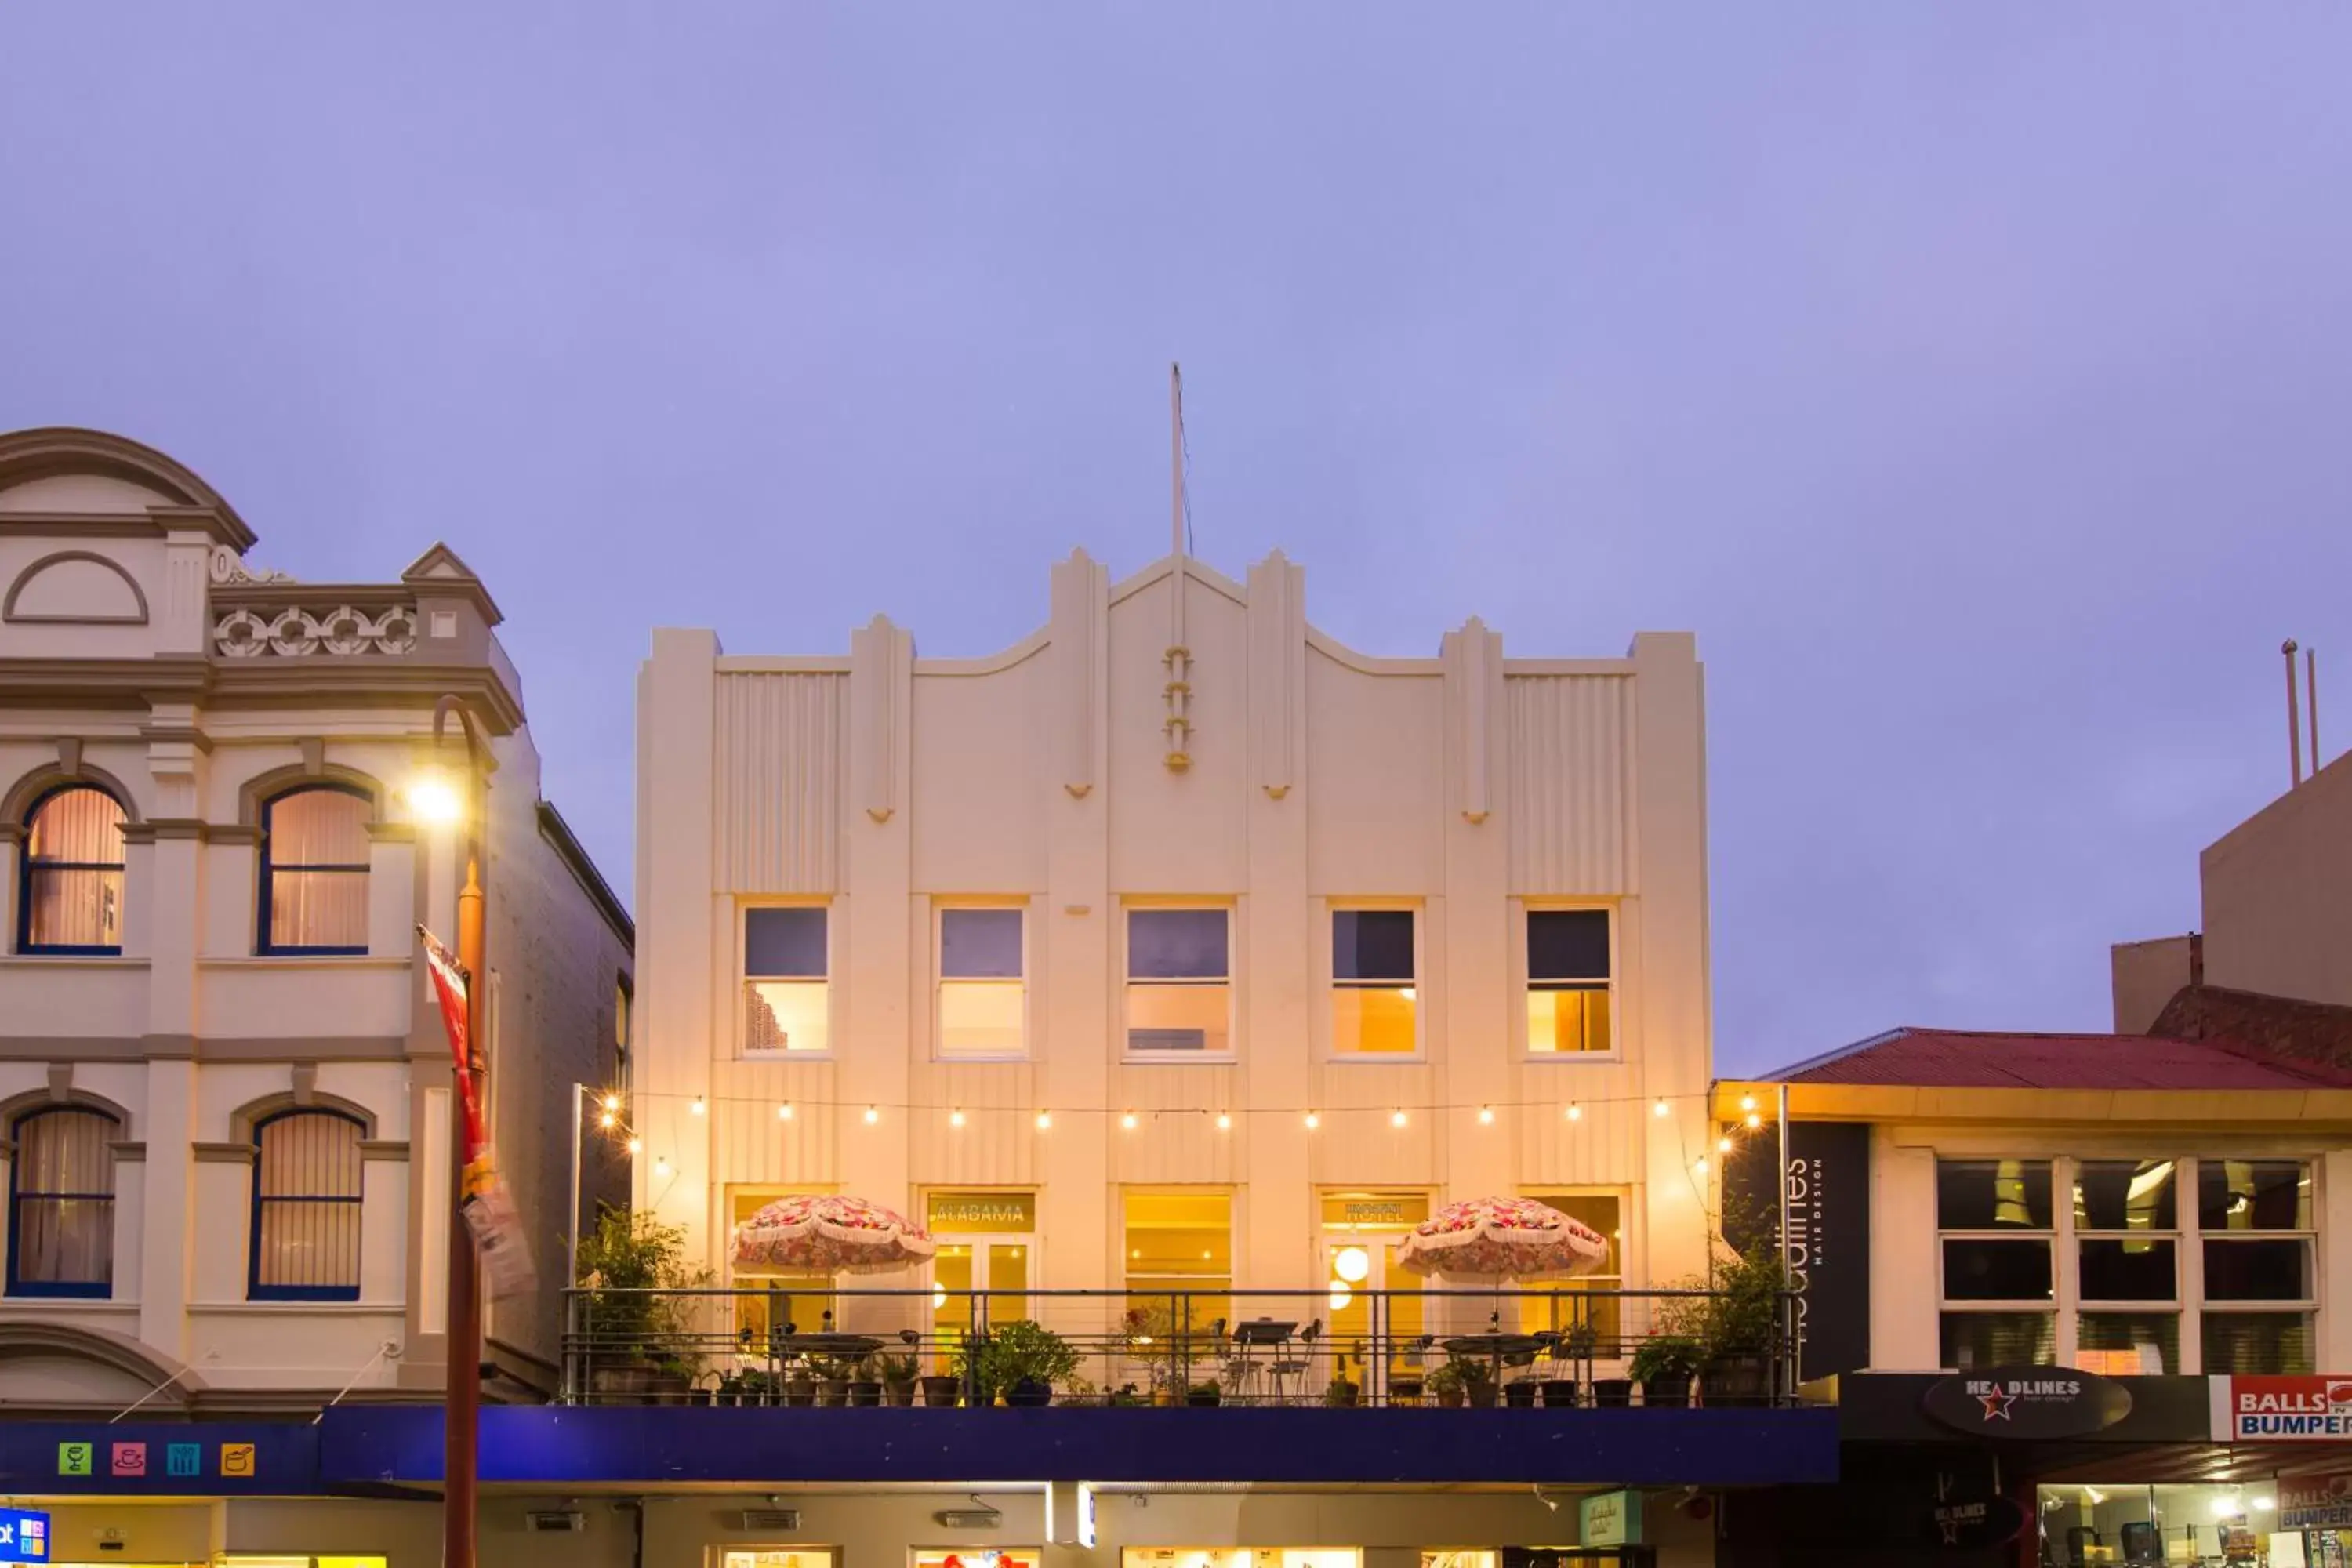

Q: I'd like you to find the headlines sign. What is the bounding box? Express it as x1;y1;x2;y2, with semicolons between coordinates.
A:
1922;1367;2132;1439
2212;1376;2352;1442
1722;1119;1871;1381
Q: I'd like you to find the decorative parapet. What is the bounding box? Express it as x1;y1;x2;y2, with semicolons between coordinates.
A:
208;544;295;586
213;602;419;658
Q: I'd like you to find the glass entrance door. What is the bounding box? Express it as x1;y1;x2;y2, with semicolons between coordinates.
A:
1322;1236;1424;1396
932;1238;1031;1341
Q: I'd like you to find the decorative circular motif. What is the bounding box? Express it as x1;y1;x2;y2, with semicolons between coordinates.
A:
319;606;375;656
266;608;320;657
213;609;272;657
372;607;418;655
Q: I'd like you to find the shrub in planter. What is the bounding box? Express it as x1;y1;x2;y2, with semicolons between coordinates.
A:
575;1206;710;1404
811;1356;854;1408
920;1374;962;1407
783;1369;817;1407
1699;1239;1788;1406
1323;1374;1360;1408
1628;1332;1702;1408
876;1352;920;1407
1425;1359;1468;1409
1186;1380;1221;1408
848;1358;884;1408
959;1319;1081;1408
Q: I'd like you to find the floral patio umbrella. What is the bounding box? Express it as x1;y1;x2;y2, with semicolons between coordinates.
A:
730;1193;937;1274
1395;1196;1610;1279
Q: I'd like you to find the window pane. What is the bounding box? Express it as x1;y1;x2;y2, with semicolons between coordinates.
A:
2204;1239;2312;1301
1936;1160;2053;1230
1127;981;1229;1053
2078;1311;2179;1374
1128;909;1229;980
1940;1312;2054;1370
1528;910;1610;982
27;787;125;862
746;980;829;1053
1333;910;1414;982
1941;1238;2052;1301
2074;1160;2176;1232
26;866;123;949
1528;987;1610;1054
2078;1239;2177;1302
253;1114;362;1295
939;980;1023;1056
268;789;369;864
268;869;369;950
1332;986;1417;1054
10;1109;117;1290
745;909;827;978
2202;1311;2314;1376
2199;1160;2312;1231
941;909;1022;978
1123;1192;1232;1280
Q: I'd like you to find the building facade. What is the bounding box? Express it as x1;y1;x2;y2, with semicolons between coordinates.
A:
0;426;632;1417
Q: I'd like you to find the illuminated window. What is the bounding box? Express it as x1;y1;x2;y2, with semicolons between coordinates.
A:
1516;1191;1625;1352
1526;909;1611;1054
1331;909;1416;1055
259;785;372;953
728;1188;837;1350
1123;1191;1232;1333
1125;908;1231;1056
743;906;829;1054
2199;1160;2314;1375
18;784;126;954
250;1109;364;1301
938;906;1025;1058
6;1105;118;1297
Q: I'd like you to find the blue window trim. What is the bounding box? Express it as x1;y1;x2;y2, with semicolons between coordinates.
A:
6;1104;119;1298
247;1107;365;1304
16;782;128;957
256;783;373;957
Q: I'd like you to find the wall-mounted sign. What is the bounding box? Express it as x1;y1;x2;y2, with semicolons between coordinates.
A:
2211;1375;2352;1441
1722;1120;1871;1382
0;1505;49;1563
2278;1474;2352;1530
1922;1467;2024;1549
1922;1367;2132;1439
927;1191;1037;1233
1578;1490;1642;1548
1319;1193;1431;1231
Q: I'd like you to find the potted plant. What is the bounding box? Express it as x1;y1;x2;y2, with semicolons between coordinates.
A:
1502;1377;1539;1409
1628;1333;1701;1407
782;1358;818;1407
875;1351;920;1407
1699;1240;1788;1406
575;1207;709;1404
920;1356;963;1407
1058;1374;1103;1408
1452;1354;1499;1410
1109;1383;1146;1407
1425;1359;1468;1409
1323;1351;1361;1408
1186;1379;1221;1408
812;1355;854;1408
848;1355;885;1408
962;1319;1081;1408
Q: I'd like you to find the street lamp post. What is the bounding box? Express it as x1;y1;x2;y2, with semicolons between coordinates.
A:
424;695;490;1568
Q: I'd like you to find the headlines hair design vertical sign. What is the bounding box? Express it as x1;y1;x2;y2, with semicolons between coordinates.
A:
1724;1117;1871;1382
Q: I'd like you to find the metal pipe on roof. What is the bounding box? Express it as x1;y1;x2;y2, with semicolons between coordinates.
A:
2285;639;2303;789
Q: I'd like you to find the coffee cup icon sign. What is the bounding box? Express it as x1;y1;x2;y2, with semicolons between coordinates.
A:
112;1442;148;1477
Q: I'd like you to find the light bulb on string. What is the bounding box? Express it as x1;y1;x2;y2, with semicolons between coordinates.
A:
1653;1098;1670;1118
1692;1156;1708;1176
1566;1102;1582;1121
949;1109;966;1129
1740;1094;1757;1112
778;1102;793;1121
863;1105;880;1126
599;1112;618;1131
690;1097;706;1116
653;1156;670;1178
1121;1112;1139;1131
1390;1109;1408;1129
1477;1105;1495;1125
1717;1135;1733;1153
1744;1112;1762;1130
1035;1111;1052;1131
1214;1112;1232;1131
626;1136;643;1156
603;1093;622;1114
1304;1111;1320;1131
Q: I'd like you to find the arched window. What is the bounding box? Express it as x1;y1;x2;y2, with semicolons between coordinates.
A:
258;785;372;955
249;1109;365;1301
7;1105;119;1297
17;785;126;955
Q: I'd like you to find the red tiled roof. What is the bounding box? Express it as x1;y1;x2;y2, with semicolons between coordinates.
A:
1769;1027;2352;1091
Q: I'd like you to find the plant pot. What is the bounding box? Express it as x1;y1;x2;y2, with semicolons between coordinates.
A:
1701;1356;1772;1406
1540;1379;1581;1409
1007;1377;1053;1408
1153;1388;1179;1408
1324;1383;1360;1409
1641;1374;1693;1408
816;1378;850;1409
1591;1378;1634;1409
1502;1381;1538;1409
884;1380;917;1407
590;1364;659;1405
1388;1378;1423;1405
849;1380;884;1408
920;1375;962;1407
1186;1388;1221;1408
784;1378;816;1408
1464;1383;1499;1410
1436;1387;1466;1409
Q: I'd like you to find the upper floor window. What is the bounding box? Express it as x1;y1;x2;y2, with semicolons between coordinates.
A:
258;786;372;955
2199;1160;2315;1376
937;906;1025;1058
1331;909;1417;1056
249;1109;364;1301
6;1105;118;1298
1527;909;1613;1054
1124;908;1230;1057
744;906;829;1054
18;785;126;955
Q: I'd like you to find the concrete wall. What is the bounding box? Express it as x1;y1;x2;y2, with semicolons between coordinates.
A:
2201;752;2352;1008
637;549;1716;1315
2109;934;2198;1034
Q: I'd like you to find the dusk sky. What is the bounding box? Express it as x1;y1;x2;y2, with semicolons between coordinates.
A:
6;6;2349;1076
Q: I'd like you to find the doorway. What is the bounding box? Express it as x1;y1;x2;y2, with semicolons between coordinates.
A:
927;1189;1036;1341
1319;1190;1432;1396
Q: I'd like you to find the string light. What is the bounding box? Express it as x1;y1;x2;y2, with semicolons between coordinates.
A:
949;1109;966;1129
1478;1105;1495;1125
599;1111;618;1131
1121;1112;1139;1131
603;1094;622;1113
626;1136;643;1155
1566;1102;1582;1121
1390;1109;1408;1129
863;1105;880;1126
690;1097;706;1116
1653;1098;1670;1118
1035;1111;1052;1131
1692;1156;1708;1176
653;1156;670;1177
777;1102;793;1121
1744;1112;1762;1130
1717;1135;1733;1153
1214;1112;1232;1131
1740;1094;1757;1112
1304;1111;1320;1131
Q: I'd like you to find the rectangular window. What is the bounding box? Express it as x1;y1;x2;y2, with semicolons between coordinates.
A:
2074;1160;2180;1355
1937;1159;2054;1363
1940;1309;2055;1370
249;1112;364;1301
260;787;372;954
1331;909;1417;1056
1526;909;1612;1054
2199;1160;2315;1371
1123;1190;1232;1334
1516;1192;1626;1355
1125;909;1231;1056
937;906;1025;1058
727;1188;837;1351
6;1107;118;1297
2078;1310;2180;1374
743;906;829;1054
2201;1310;2315;1375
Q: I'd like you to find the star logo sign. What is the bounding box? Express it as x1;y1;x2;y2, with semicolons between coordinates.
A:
1977;1384;2017;1421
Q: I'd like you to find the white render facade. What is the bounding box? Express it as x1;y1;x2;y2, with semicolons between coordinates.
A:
635;546;1718;1323
0;426;633;1414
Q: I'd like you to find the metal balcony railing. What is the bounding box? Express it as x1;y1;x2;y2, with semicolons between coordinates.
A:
558;1284;1798;1410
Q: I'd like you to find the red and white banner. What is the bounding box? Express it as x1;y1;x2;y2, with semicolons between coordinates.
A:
419;924;535;1301
2279;1474;2352;1530
2210;1375;2352;1441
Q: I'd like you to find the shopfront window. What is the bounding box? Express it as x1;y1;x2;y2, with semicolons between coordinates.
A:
1123;1551;1360;1568
2037;1483;2298;1568
722;1554;837;1568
